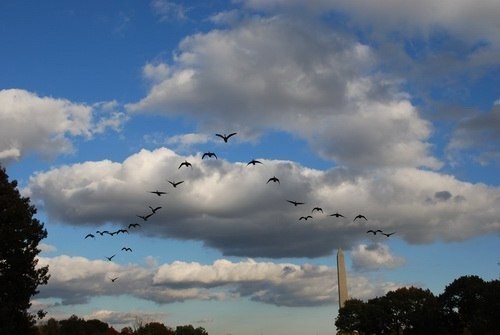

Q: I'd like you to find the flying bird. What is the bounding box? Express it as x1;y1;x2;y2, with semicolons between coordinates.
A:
105;254;116;261
110;276;119;282
121;247;132;252
267;176;280;184
178;160;192;169
128;223;141;229
329;212;345;218
354;214;368;221
149;206;162;214
216;132;237;142
150;190;167;196
287;200;305;206
202;152;217;159
168;180;184;188
312;207;323;213
366;229;383;235
84;234;95;239
137;213;154;221
96;230;111;236
299;216;313;220
115;229;128;235
381;232;396;237
247;159;263;166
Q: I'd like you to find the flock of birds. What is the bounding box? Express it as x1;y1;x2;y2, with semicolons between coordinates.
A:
83;132;396;282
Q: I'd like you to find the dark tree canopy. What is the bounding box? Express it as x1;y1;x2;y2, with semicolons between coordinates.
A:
0;165;50;335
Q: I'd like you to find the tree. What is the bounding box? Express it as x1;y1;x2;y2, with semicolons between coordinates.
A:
175;325;208;335
0;164;50;335
136;321;175;335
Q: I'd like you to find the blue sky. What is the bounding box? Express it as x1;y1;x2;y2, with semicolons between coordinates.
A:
1;1;500;334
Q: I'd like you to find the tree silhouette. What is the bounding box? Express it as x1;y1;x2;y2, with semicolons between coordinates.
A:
0;164;50;335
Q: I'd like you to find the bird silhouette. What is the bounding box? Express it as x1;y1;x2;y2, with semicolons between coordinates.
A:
110;276;119;282
354;214;368;221
115;229;128;235
267;176;280;184
299;216;313;220
312;207;323;213
105;254;116;261
178;160;192;169
150;190;167;196
84;233;95;239
366;229;383;235
168;180;184;188
287;200;305;206
247;159;263;166
381;232;396;237
121;247;132;252
149;206;162;214
128;223;141;229
137;213;154;221
216;132;237;142
329;212;345;218
202;152;217;159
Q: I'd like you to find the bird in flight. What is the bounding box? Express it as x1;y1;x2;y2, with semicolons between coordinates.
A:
178;160;192;169
267;176;280;184
150;190;167;196
312;207;323;213
381;232;396;237
128;223;141;229
149;206;162;214
216;132;237;142
168;180;184;188
105;254;116;261
329;212;345;218
121;247;132;252
137;213;154;221
354;214;368;221
247;159;263;166
366;229;383;235
115;229;128;235
287;200;305;206
202;152;217;159
84;233;95;239
96;230;110;236
110;276;119;282
299;216;313;220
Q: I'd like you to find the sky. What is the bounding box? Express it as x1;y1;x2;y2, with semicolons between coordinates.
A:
1;0;500;334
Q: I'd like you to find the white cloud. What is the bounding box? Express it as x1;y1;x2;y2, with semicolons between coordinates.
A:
27;148;500;258
351;243;405;271
0;89;127;164
39;243;57;253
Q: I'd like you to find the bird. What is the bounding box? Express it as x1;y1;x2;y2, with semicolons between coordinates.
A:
312;207;323;213
366;229;383;235
149;206;162;214
128;223;141;229
96;230;111;236
105;255;116;261
287;200;305;206
150;190;167;196
354;214;368;221
137;213;154;221
216;132;237;143
84;233;95;239
247;159;263;166
381;231;396;237
329;212;345;218
299;216;313;220
178;160;192;169
267;176;280;184
115;229;128;235
168;180;184;188
121;247;132;252
202;152;217;159
110;276;119;282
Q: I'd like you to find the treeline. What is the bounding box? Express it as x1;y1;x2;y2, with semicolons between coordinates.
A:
36;315;208;335
335;275;500;335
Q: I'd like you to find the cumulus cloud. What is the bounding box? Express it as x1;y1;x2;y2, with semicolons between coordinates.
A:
27;148;500;258
0;89;128;164
351;243;405;271
85;310;169;327
36;255;402;307
126;15;439;169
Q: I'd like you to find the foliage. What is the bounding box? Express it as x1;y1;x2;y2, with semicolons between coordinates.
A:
136;321;175;335
336;276;499;335
175;325;208;335
0;164;50;335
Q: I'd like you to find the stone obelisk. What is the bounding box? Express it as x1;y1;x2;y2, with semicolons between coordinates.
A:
337;248;348;308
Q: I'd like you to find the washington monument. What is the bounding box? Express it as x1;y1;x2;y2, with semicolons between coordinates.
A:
337;248;348;308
